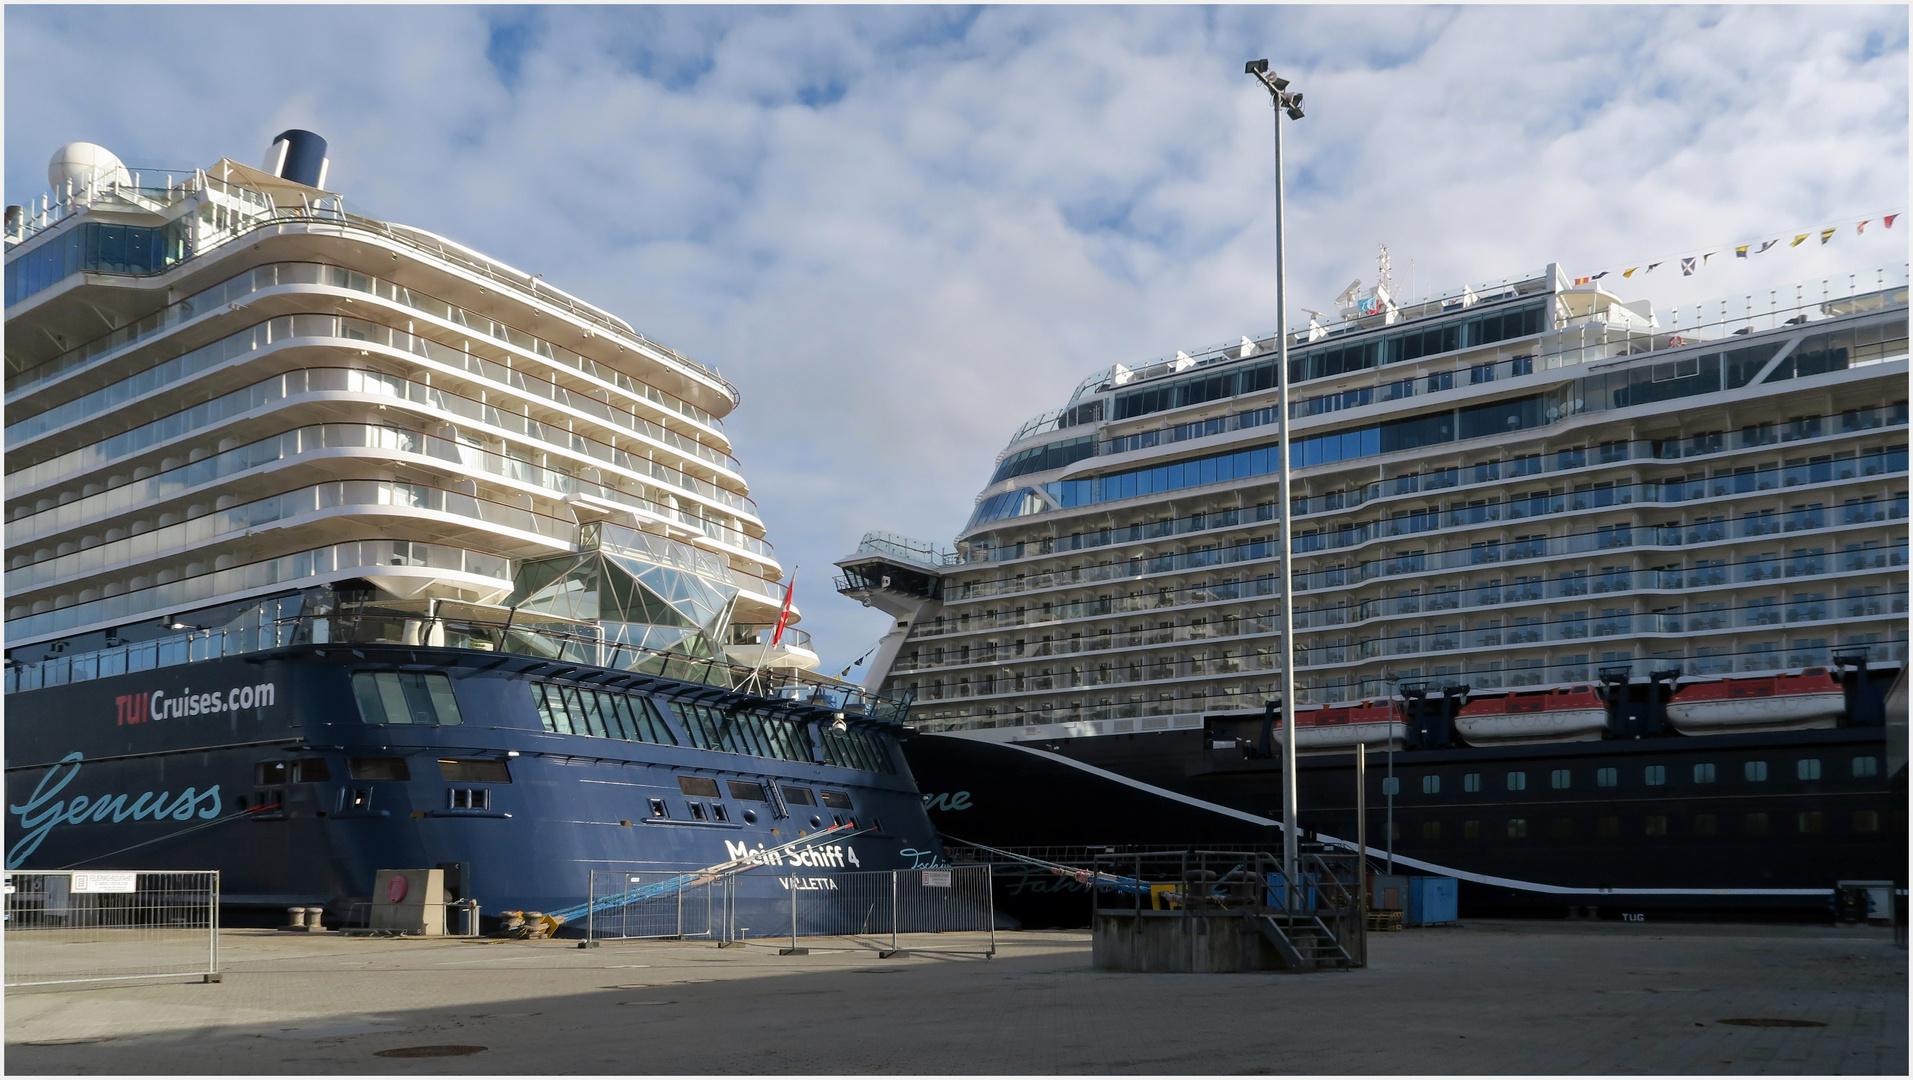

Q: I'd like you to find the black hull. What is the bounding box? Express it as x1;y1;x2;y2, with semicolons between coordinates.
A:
906;723;1906;925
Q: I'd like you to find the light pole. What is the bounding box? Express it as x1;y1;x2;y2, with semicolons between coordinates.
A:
1245;58;1305;910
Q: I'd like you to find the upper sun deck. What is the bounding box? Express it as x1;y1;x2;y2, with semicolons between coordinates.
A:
4;158;739;416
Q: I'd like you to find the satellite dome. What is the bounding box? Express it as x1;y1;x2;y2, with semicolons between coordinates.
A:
47;142;131;193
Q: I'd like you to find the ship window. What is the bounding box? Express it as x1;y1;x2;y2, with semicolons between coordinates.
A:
1852;756;1879;778
294;758;331;783
1506;771;1527;792
782;785;817;806
1596;768;1617;788
678;776;721;798
348;757;410;781
1550;770;1571;790
438;759;511;783
1693;814;1717;836
727;780;768;802
1463;773;1481;793
688;802;707;821
1596;816;1619;838
1745;760;1768;782
352;672;463;726
1421;821;1441;840
1693;763;1717;784
648;798;668;818
1551;817;1573;838
1643;765;1666;786
1744;812;1768;835
1506;818;1527;839
1853;810;1880;833
1796;758;1822;780
1462;820;1480;840
1645;815;1667;836
255;761;290;785
820;790;855;809
1421;775;1440;795
712;803;730;822
1797;811;1823;834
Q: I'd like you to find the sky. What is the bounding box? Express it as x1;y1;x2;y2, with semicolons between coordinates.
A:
6;4;1908;675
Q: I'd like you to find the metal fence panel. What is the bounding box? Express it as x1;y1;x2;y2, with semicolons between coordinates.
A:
585;871;717;942
779;865;995;956
3;870;219;987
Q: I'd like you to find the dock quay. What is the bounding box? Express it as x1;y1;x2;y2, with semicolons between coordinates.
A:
6;920;1904;1074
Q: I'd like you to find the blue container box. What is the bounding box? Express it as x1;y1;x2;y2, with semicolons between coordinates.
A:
1407;876;1458;925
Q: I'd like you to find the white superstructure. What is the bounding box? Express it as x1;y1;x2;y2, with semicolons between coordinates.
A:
840;262;1907;740
5;135;817;673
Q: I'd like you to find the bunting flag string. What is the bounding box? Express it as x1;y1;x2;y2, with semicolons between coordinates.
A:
1566;207;1906;287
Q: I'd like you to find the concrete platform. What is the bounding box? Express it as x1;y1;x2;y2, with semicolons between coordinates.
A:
5;920;1906;1074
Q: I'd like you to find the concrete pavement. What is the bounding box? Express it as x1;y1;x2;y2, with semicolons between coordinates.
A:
4;920;1905;1074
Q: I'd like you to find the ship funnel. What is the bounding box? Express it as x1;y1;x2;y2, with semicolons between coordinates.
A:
264;129;330;188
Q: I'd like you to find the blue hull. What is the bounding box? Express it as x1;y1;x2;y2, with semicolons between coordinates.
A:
4;644;944;934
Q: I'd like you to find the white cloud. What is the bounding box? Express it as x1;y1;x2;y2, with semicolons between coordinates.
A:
7;5;1906;670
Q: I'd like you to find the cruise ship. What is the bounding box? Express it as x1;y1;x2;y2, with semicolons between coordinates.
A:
838;256;1908;917
3;132;939;929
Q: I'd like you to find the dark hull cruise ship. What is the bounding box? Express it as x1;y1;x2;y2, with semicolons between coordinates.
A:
3;134;938;931
838;255;1908;919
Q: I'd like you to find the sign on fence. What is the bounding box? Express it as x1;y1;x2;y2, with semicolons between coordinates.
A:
922;869;952;888
3;870;220;987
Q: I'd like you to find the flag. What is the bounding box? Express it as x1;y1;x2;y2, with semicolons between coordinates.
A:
1887;214;1899;229
1591;271;1608;280
1735;246;1749;258
1757;240;1779;253
770;569;798;646
1820;228;1835;245
1681;257;1696;276
1574;276;1590;285
1791;234;1808;247
1646;262;1662;273
1857;220;1870;235
1703;251;1717;266
1622;267;1639;278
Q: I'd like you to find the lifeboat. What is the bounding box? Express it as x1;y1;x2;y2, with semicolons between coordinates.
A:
1455;685;1609;745
1276;699;1408;752
1665;668;1845;735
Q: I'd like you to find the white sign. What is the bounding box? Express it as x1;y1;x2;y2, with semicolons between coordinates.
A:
71;872;138;893
921;869;952;888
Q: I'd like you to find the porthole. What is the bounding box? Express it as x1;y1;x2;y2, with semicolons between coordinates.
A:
742;809;757;825
809;815;823;829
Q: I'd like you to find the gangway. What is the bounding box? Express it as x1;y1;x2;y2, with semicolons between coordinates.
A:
943;836;1152;897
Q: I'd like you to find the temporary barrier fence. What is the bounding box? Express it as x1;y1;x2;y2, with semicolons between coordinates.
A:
585;871;720;942
580;864;996;957
2;870;219;987
755;864;996;958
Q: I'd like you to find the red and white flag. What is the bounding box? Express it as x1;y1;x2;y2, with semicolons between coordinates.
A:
771;569;797;646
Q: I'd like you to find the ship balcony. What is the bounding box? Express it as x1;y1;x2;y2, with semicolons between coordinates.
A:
720;624;820;673
5;304;750;500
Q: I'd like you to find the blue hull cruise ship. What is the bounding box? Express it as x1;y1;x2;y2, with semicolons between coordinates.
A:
4;134;936;931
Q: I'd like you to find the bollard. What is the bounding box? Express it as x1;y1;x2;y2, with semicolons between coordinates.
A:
305;906;325;931
286;906;308;929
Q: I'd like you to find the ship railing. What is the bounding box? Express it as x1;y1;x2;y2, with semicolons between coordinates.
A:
985;266;1906;486
259;613;912;721
5;168;738;408
853;531;960;569
1;608;913;722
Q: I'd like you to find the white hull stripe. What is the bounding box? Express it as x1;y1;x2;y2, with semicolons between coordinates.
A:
995;741;1832;898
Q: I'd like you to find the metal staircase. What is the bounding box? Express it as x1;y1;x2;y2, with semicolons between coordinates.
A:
1251;912;1356;971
